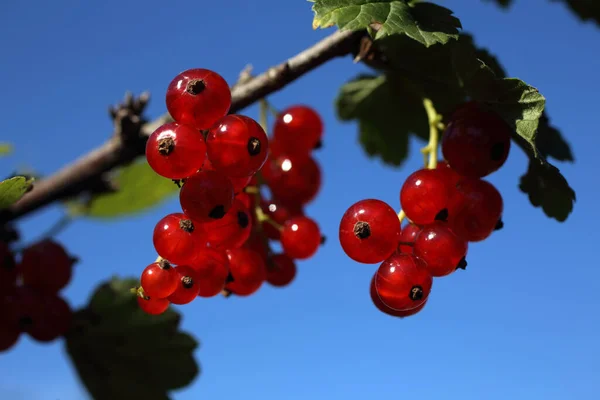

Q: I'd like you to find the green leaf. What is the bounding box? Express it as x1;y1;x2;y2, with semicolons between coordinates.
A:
65;277;200;400
536;112;574;162
0;143;13;157
311;0;461;46
0;176;34;209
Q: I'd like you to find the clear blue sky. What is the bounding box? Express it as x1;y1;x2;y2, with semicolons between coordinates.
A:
0;1;598;399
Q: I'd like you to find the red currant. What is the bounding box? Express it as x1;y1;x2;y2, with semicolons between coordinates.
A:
369;276;427;318
168;265;201;305
280;216;321;260
145;122;207;179
199;198;252;249
166;68;231;130
266;254;297;287
260;199;295;240
272;105;323;157
436;160;461;186
0;242;17;290
0;326;19;352
397;223;421;254
19;240;74;294
339;199;401;264
442;102;511;178
413;222;468;277
261;154;321;206
225;248;266;296
140;260;179;299
153;213;203;265
400;168;452;225
27;293;72;342
190;248;230;297
137;296;170;315
243;232;270;264
374;253;433;311
201;158;251;193
179;170;234;222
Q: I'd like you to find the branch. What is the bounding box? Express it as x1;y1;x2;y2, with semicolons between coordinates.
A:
0;30;364;223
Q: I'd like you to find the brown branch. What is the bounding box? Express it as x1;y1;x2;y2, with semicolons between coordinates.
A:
0;30;364;223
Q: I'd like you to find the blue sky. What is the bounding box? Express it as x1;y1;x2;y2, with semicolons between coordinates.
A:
0;1;598;399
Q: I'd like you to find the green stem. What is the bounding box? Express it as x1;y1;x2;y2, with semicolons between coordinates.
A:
259;99;269;133
420;98;443;169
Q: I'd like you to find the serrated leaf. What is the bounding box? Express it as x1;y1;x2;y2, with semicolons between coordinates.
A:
536;113;574;162
0;176;34;209
0;143;12;156
311;0;461;46
65;277;200;400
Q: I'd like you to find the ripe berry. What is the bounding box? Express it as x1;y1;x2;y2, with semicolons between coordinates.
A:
19;239;74;294
442;102;511;178
436;161;461;187
190;248;230;297
339;199;401;264
27;293;72;342
140;260;179;299
243;232;270;264
280;216;321;260
266;254;297;287
374;253;433;311
449;178;503;242
168;265;201;305
166;68;231;130
369;276;427;318
200;198;252;249
207;115;269;177
397;223;421;254
261;154;321;206
413;222;468;277
272;105;323;157
0;242;17;290
0;326;19;352
145;122;207;179
225;248;266;296
260;199;295;240
179;170;234;222
137;296;170;315
400;168;452;225
201;158;251;193
153;213;203;265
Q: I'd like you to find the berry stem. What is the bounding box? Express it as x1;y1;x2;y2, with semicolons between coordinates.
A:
130;286;149;300
259;99;269;134
398;210;406;223
244;185;260;194
155;255;163;263
420;98;443;169
255;205;283;231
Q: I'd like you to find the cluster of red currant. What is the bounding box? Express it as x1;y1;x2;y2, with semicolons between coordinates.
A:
136;68;324;315
340;102;510;318
0;239;76;352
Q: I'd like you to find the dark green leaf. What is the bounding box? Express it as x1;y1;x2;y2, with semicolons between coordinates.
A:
311;0;461;46
0;176;34;209
65;277;200;400
0;143;12;156
536;113;574;162
557;0;600;24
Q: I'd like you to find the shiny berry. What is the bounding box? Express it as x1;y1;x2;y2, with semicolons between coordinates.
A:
0;242;17;290
153;213;203;265
436;161;461;187
413;222;468;277
140;260;178;299
369;276;427;318
397;223;421;254
339;199;401;264
280;216;321;260
145;122;207;179
374;253;433;311
272;105;323;157
400;168;452;225
201;158;251;193
200;198;252;249
168;265;200;305
442;102;511;178
20;239;74;294
225;248;266;296
166;68;231;130
180;170;234;222
266;254;297;287
261;154;321;206
190;248;230;297
137;296;170;315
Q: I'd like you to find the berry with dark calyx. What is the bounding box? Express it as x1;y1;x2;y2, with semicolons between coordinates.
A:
190;248;230;297
280;216;321;260
145;122;207;179
442;102;511;178
19;239;75;294
199;199;252;249
140;259;179;299
413;222;468;277
27;293;73;342
168;265;201;305
266;254;297;287
374;253;433;311
225;248;267;296
0;242;17;290
166;68;231;130
180;170;234;223
272;105;323;157
369;276;427;318
207;115;269;177
261;154;321;206
137;295;170;315
153;213;204;265
261;199;295;240
397;223;421;254
339;199;401;264
400;168;452;226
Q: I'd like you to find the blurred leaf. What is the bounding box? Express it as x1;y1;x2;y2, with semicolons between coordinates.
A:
0;176;34;209
536;113;574;162
483;0;513;8
65;277;200;400
0;143;13;156
486;0;600;25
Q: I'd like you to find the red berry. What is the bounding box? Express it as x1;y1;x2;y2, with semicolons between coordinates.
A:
201;158;251;193
397;223;421;254
0;326;19;352
369;276;427;318
243;232;270;264
165;68;231;130
207;115;269;177
27;293;73;342
145;122;207;179
19;239;74;294
272;105;323;157
261;154;321;206
168;265;201;305
225;248;266;296
137;296;170;315
280;216;321;260
260;199;292;240
266;254;297;287
442;102;511;178
413;222;468;277
0;242;17;290
179;170;234;222
153;213;203;265
436;161;461;187
236;192;255;210
190;248;230;297
448;178;503;242
140;260;179;299
199;198;252;249
400;168;452;226
339;199;401;264
374;253;433;311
